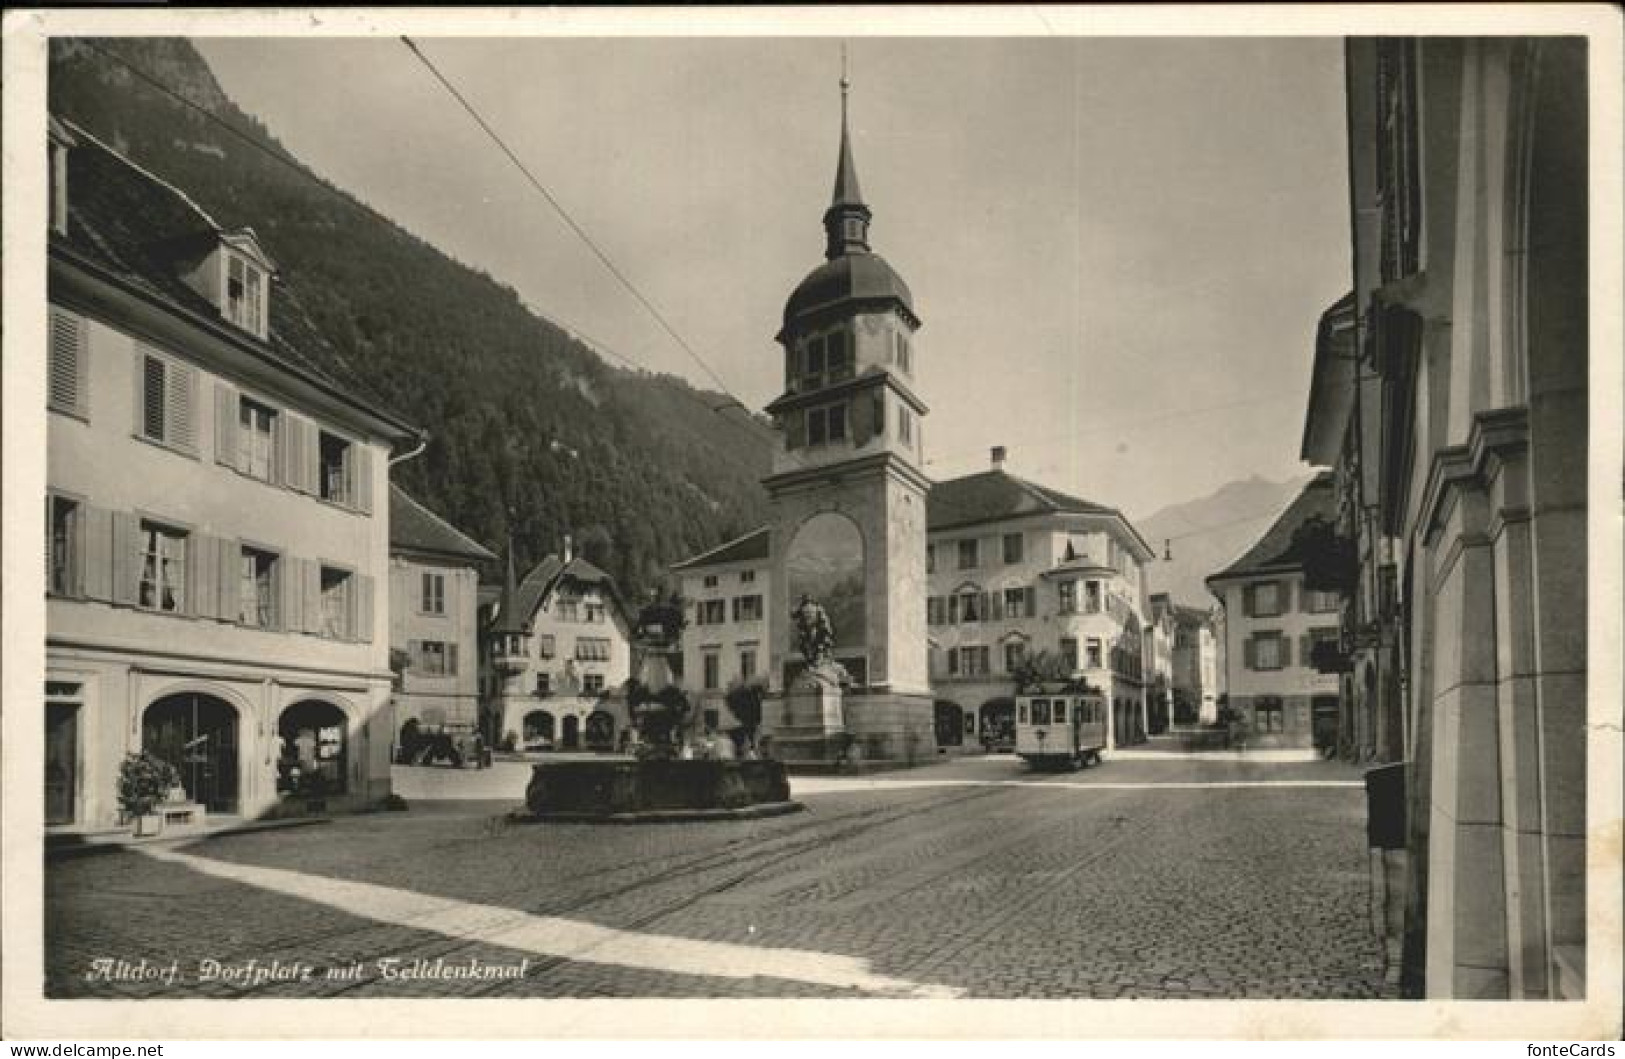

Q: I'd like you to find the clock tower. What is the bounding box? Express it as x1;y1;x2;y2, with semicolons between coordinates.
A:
763;74;934;763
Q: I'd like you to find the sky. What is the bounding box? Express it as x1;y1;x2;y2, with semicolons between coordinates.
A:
194;33;1351;521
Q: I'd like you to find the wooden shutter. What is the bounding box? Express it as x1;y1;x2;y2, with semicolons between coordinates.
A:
217;539;240;623
447;642;459;676
188;532;216;619
357;573;375;642
1243;636;1256;671
1280;636;1292;669
215;381;238;467
282;557;304;633
282;414;309;492
166;359;198;451
303;561;322;634
989;592;1004;621
354;444;374;514
49;309;88;416
1026;587;1037;618
81;505;113;601
111;510;140;605
1242;584;1254;618
1299;634;1312;668
1283;580;1296;614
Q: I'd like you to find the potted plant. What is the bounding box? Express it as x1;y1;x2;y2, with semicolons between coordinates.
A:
117;752;182;837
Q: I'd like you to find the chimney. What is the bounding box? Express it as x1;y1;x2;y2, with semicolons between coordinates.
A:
991;446;1007;471
563;534;573;563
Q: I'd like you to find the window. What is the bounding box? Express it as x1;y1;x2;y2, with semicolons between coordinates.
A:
872;391;885;439
697;599;726;625
584;602;606;624
956;588;983;623
238;547;278;628
703;652;721;691
703;575;718;589
224;252;267;337
320;566;352;639
418;640;458;676
957;539;979;570
1017;701;1029;724
575;638;611;662
1084;580;1102;614
1060;637;1078;672
1252;633;1284;671
1002;533;1024;565
807;402;848;446
894;331;913;375
1086;638;1103;670
318;431;352;505
556;600;580;622
1306;588;1341;613
927;596;945;626
926;543;936;574
535;672;552;696
137;349;198;452
1030;699;1051;725
740;569;756;584
1003;587;1033;618
803;337;826;389
898;405;912;445
1254;696;1286;733
1053;700;1068;724
740;648;757;681
1058;580;1076;614
138;522;187;613
237;397;277;482
1003;640;1026;673
48;309;88;418
1252;582;1282;617
732;595;763;623
421;571;445;615
537;634;556;659
582;673;606;695
826;331;850;380
47;495;82;597
957;646;990;676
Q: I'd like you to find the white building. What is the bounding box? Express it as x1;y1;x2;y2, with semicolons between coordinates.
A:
670;529;771;732
45;117;418;829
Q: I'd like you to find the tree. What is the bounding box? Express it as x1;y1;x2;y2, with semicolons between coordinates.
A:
724;677;768;757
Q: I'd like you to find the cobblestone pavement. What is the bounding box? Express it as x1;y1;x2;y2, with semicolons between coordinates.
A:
46;752;1392;1000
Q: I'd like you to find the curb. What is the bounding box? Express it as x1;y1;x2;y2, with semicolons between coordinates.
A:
45;816;333;861
518;800;806;824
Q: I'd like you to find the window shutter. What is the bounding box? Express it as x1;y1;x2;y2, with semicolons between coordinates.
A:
111;510;140;605
82;505;113;601
989;592;1004;621
354;444;374;514
1284;580;1296;614
1243;636;1256;671
947;649;959;676
1242;584;1255;618
447;642;459;677
357;573;375;642
303;560;322;633
408;640;421;671
215;381;238;467
1300;634;1312;668
49;309;88;416
188;532;216;619
167;360;198;451
281;556;304;633
217;539;240;623
282;414;309;492
1280;636;1292;669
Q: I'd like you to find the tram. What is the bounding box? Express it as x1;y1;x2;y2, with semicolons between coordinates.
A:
1015;689;1108;770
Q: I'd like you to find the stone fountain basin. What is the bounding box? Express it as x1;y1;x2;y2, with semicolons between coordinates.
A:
523;759;800;822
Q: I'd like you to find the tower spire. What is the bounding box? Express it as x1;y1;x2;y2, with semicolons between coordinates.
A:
824;45;871;260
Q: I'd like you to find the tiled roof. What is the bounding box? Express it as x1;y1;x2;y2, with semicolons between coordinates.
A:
671;527;772;570
50;118;414;437
927;469;1153;557
1207;471;1337;584
388;485;496;563
502;554;628;630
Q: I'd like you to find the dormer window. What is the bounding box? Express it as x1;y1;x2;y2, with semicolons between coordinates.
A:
223;251;267;338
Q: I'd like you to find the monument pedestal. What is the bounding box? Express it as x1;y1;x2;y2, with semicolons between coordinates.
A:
767;679;849;764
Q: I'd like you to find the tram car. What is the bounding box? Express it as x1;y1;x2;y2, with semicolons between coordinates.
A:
1015;690;1107;770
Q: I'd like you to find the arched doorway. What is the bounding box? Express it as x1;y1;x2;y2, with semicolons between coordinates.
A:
522;710;554;750
979;697;1014;751
785;512;867;684
933;701;964;748
279;700;348;796
143;692;239;814
585;710;615;751
561;714;581;750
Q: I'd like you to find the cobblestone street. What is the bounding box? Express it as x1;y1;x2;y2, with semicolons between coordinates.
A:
46;752;1392;1000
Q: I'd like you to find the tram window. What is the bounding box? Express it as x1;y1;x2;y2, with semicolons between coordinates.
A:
1030;699;1051;725
1017;702;1029;724
1054;700;1067;724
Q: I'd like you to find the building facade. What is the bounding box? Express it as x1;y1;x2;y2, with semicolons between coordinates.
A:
926;448;1154;752
387;484;495;745
670;529;772;733
45;118;416;829
1168;602;1221;727
1206;473;1343;751
1146;595;1177;734
1324;36;1589;1000
482;545;635;753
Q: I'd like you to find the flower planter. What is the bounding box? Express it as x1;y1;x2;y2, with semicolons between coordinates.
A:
526;759;791;818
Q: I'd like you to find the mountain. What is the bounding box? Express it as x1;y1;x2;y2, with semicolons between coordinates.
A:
1135;472;1316;608
47;38;772;601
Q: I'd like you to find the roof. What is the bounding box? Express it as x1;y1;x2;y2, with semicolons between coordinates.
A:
782;251;915;333
388;485;496;563
671;527;772;571
50;118;416;440
502;554;628;630
1206;471;1338;585
927;469;1156;560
